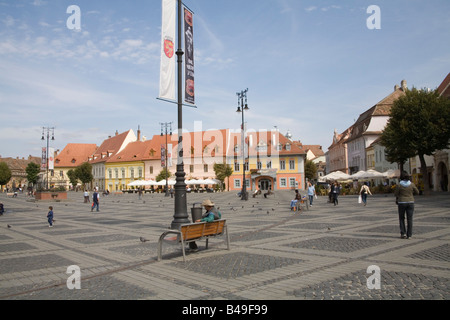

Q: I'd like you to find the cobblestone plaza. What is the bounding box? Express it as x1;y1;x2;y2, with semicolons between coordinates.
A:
0;190;449;300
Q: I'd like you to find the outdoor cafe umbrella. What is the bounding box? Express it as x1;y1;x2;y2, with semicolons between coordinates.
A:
321;171;351;181
350;170;385;180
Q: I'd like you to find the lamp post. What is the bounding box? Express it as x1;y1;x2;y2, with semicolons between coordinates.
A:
41;127;55;190
171;0;190;229
236;89;249;201
160;122;173;197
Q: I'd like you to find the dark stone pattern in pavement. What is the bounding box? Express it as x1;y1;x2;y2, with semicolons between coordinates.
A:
6;275;156;300
170;252;303;279
407;244;450;262
0;242;37;252
67;233;136;244
1;254;75;273
288;236;390;252
290;271;450;300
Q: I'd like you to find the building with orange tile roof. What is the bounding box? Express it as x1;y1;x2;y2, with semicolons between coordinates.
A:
88;129;137;191
53;143;98;189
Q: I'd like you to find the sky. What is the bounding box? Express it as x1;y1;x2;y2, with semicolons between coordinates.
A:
0;0;449;159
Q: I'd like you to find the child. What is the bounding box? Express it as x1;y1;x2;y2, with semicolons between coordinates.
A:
0;202;4;216
47;206;54;227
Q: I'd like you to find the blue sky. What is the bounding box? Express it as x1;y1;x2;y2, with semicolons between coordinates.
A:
1;0;449;158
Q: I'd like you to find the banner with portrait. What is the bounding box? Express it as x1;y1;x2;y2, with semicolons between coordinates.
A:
184;7;195;104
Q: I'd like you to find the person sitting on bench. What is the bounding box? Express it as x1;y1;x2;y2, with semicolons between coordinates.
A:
190;199;222;251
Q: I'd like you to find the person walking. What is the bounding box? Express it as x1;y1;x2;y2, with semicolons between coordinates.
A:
359;182;372;206
91;187;100;212
307;182;317;206
47;206;54;227
394;171;419;239
331;181;340;206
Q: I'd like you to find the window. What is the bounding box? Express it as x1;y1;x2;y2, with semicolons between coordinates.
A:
234;145;240;153
204;164;208;172
244;162;249;171
121;168;125;178
289;160;295;170
280;178;287;188
115;169;118;179
266;160;272;169
289;178;296;188
257;161;262;169
286;143;291;151
150;166;153;174
234;162;240;172
280;160;286;170
190;165;194;173
130;168;135;179
234;179;241;188
108;169;112;179
277;143;282;151
138;167;143;178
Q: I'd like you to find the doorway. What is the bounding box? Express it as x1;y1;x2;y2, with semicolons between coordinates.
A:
258;179;272;191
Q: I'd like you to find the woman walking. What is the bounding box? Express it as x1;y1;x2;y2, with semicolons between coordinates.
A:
359;182;372;206
394;171;419;239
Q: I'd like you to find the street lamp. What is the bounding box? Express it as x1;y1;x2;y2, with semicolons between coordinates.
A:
41;126;55;190
160;122;173;197
236;88;249;200
171;0;190;229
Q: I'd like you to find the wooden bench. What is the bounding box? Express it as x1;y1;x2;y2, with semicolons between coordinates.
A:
157;219;230;262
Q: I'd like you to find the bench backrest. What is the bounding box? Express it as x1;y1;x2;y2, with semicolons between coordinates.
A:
180;220;226;241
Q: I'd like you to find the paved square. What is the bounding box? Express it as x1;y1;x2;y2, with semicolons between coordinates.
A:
0;190;449;300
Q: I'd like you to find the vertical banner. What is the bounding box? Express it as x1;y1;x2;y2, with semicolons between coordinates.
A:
167;144;173;167
184;8;195;104
48;147;55;170
41;147;47;170
161;144;166;167
159;0;176;101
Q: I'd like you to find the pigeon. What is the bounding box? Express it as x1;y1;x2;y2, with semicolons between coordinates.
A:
140;237;149;243
7;224;12;228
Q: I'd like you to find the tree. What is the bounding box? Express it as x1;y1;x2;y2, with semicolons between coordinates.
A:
381;87;450;194
67;169;79;190
156;168;171;182
213;163;233;191
75;162;93;190
25;162;40;189
0;162;12;190
304;160;317;182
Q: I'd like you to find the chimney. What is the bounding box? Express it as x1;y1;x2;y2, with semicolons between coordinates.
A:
115;130;118;136
394;84;400;91
401;80;407;91
137;125;141;141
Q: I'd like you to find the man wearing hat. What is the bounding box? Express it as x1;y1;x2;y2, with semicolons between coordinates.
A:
195;199;221;222
189;199;222;251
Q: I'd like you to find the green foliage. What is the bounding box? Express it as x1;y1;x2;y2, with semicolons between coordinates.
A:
213;163;233;191
0;162;12;186
156;167;171;182
381;87;450;193
25;162;40;186
74;162;93;188
67;169;79;189
304;160;317;181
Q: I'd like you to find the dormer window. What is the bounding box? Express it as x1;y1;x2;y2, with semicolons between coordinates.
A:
234;145;240;153
286;143;291;151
